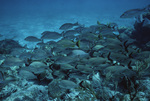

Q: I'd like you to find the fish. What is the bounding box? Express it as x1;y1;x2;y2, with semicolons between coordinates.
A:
0;74;18;88
89;25;101;33
67;49;89;58
59;22;79;30
36;41;47;47
41;31;62;40
54;56;75;64
19;51;32;60
120;5;150;23
76;38;92;50
62;30;78;38
41;31;60;35
120;4;150;19
1;56;24;68
59;64;74;70
74;26;85;33
58;80;78;89
0;78;16;88
24;36;41;42
79;27;93;34
87;57;109;66
57;38;80;48
19;70;37;80
10;48;25;57
23;61;48;74
120;8;147;18
100;28;115;37
75;64;93;74
31;48;49;60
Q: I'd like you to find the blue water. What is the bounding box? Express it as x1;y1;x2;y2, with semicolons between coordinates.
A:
1;0;149;16
0;0;150;47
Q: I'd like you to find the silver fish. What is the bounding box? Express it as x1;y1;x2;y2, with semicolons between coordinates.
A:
1;56;24;68
59;22;79;30
143;18;150;28
24;36;41;42
62;30;78;38
41;31;62;39
19;70;37;80
67;50;89;58
120;8;147;18
41;31;59;35
58;80;78;89
31;49;49;60
54;56;75;64
0;77;17;88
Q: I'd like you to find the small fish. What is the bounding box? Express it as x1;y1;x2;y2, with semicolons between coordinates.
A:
36;41;47;47
1;56;24;68
0;75;17;88
120;5;150;23
57;38;80;48
41;31;60;35
31;48;49;60
59;22;79;30
41;31;62;39
23;61;48;74
62;30;78;38
120;8;147;18
75;64;93;74
59;80;78;89
67;49;89;58
24;36;41;42
19;70;37;80
54;56;75;64
74;26;85;33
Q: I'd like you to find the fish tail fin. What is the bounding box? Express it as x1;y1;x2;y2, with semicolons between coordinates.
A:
74;22;79;26
76;40;80;48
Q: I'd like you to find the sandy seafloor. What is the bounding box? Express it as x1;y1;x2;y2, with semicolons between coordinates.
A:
0;0;150;48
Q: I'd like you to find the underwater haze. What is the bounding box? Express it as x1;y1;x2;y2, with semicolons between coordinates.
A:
0;0;150;46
